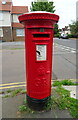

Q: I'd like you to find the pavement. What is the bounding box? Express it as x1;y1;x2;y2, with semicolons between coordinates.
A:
1;84;78;119
2;91;73;119
1;85;78;119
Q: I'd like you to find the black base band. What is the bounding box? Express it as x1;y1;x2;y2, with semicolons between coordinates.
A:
26;95;51;111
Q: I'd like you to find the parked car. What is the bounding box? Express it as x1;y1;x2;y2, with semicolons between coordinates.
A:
59;33;69;39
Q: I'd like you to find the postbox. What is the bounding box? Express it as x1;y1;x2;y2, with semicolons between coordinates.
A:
18;12;59;110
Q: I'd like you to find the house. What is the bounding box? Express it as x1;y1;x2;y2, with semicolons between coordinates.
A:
59;26;71;35
0;0;28;42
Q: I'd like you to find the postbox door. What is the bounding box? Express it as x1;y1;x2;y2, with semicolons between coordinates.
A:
34;43;52;97
26;30;53;99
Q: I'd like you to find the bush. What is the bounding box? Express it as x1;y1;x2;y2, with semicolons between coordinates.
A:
68;34;78;38
54;33;60;38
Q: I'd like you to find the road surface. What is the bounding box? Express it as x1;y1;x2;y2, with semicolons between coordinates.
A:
53;38;77;80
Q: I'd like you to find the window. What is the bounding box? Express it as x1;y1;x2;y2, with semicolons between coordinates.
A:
2;1;6;4
0;28;3;37
16;29;24;36
0;13;3;21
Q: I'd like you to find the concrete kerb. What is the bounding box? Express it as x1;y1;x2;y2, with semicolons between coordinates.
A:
53;79;77;82
62;85;78;99
52;79;78;100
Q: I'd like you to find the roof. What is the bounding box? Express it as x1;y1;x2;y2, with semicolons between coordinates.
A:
0;0;28;13
0;0;28;29
12;23;24;28
0;0;12;11
12;6;28;14
0;0;12;2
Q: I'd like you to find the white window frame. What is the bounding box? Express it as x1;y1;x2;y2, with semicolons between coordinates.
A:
0;28;3;37
16;29;24;37
0;12;3;21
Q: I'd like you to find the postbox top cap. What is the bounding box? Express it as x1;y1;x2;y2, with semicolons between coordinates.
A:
18;11;59;23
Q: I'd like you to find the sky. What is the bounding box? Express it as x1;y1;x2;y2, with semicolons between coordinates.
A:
12;0;78;29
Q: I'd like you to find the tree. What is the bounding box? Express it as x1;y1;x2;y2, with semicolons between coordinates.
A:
69;21;78;38
30;1;55;13
30;0;59;36
54;24;59;34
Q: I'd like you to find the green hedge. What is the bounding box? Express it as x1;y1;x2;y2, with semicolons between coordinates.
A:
68;34;78;38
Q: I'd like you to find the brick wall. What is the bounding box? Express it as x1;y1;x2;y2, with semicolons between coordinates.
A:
12;28;25;41
2;27;13;42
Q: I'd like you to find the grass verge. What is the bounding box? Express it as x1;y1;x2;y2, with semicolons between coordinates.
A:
55;86;78;118
53;79;78;86
2;88;26;98
18;86;78;118
19;99;35;113
11;88;23;97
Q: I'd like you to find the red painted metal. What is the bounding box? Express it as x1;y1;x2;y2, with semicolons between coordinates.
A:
18;12;59;99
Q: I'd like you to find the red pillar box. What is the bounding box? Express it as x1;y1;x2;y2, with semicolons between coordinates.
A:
18;12;59;110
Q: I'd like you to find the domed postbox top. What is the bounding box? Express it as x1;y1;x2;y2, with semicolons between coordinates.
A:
18;11;59;23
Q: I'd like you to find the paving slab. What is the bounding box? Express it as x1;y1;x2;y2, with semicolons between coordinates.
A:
2;94;72;119
63;86;78;99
